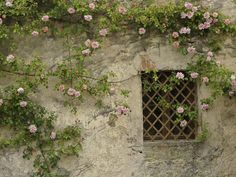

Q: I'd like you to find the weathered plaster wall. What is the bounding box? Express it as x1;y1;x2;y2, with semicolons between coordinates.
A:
0;0;236;177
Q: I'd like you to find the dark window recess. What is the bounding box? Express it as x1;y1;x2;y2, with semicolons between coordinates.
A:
142;71;198;141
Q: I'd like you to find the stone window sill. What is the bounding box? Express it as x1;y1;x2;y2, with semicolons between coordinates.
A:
144;140;202;147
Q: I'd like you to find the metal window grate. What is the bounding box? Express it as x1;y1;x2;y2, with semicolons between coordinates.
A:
142;71;198;141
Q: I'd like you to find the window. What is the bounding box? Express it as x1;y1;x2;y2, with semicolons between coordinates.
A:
142;71;198;141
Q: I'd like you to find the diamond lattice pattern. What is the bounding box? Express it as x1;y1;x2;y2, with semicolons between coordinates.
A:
142;71;197;141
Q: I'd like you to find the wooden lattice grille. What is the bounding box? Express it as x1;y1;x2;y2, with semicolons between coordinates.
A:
142;71;198;141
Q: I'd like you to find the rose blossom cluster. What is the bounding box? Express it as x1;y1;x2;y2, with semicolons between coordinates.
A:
179;27;191;34
198;12;219;30
116;106;130;116
82;39;99;56
176;72;185;80
181;11;194;19
67;88;81;97
181;2;198;19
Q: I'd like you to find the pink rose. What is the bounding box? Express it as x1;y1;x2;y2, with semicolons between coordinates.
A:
50;131;56;140
231;75;236;80
20;101;27;107
206;51;213;61
173;41;180;48
89;3;95;10
187;46;196;54
229;91;234;97
179;27;191;34
68;7;76;14
176;72;184;79
74;91;81;98
181;12;187;19
198;23;205;30
138;28;146;35
206;18;213;24
59;85;65;92
99;28;108;36
231;80;236;88
202;77;209;83
116;106;129;116
204;12;210;19
6;54;15;63
180;120;187;128
32;31;39;37
190;72;199;79
207;51;213;57
212;12;218;18
67;88;76;96
84;39;91;47
28;124;37;133
201;103;209;111
203;22;211;29
17;87;24;94
0;99;3;106
172;32;179;38
84;15;93;21
5;1;13;7
177;107;184;114
82;49;91;56
184;2;193;9
187;12;194;19
42;15;49;22
91;41;99;49
118;6;127;15
42;26;49;33
192;6;198;12
224;19;231;25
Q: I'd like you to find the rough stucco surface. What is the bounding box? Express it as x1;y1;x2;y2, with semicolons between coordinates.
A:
0;0;236;177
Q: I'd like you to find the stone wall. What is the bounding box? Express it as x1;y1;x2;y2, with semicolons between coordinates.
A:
0;0;236;177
